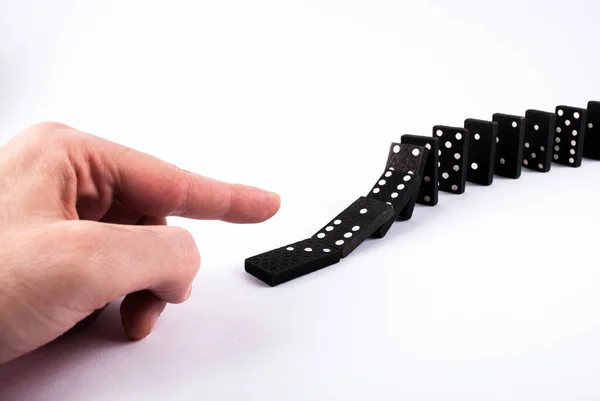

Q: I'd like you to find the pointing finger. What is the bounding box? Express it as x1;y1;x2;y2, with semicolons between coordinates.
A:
102;139;281;223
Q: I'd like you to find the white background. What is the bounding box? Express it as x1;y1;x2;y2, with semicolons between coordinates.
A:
1;0;600;400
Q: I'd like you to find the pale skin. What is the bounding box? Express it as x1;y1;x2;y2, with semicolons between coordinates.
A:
0;122;281;364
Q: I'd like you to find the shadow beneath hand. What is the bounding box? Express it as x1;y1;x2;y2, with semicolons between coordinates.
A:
0;283;275;400
0;301;129;392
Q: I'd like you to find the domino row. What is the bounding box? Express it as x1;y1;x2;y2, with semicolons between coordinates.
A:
245;101;600;286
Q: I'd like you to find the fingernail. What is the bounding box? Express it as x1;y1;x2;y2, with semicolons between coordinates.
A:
185;285;193;301
263;191;280;205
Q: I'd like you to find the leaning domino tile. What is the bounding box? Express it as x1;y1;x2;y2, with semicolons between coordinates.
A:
384;142;429;173
553;105;587;167
367;167;425;237
433;125;470;194
312;196;395;258
245;238;342;286
522;110;555;172
376;142;429;224
464;119;498;186
379;142;429;219
368;169;419;216
401;135;440;206
394;146;429;221
492;113;525;178
584;101;600;160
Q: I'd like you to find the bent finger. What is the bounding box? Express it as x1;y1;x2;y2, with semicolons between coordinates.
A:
119;216;169;340
68;221;200;305
120;290;167;340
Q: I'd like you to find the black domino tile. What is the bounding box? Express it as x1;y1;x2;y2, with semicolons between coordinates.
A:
312;196;395;258
522;110;555;172
492;113;525;178
384;143;429;174
401;135;439;206
433;125;470;194
464;119;497;186
553;105;588;167
368;169;419;217
377;142;429;224
367;170;420;239
245;238;342;287
382;142;429;218
584;101;600;160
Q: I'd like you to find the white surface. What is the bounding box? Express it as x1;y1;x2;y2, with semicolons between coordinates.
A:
1;0;600;399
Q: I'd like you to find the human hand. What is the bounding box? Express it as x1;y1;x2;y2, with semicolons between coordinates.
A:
0;122;280;364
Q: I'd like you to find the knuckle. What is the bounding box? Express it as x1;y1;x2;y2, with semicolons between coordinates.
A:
24;121;70;141
22;121;84;150
33;121;72;131
151;226;200;304
166;226;201;275
159;177;189;216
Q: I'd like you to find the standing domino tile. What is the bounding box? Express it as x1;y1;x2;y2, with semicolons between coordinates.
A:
584;101;600;160
312;196;395;258
433;126;470;194
523;110;556;172
464;119;498;186
400;135;440;206
492;113;525;178
245;238;342;287
553;105;587;167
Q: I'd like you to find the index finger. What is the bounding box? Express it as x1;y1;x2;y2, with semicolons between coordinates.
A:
95;136;281;223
